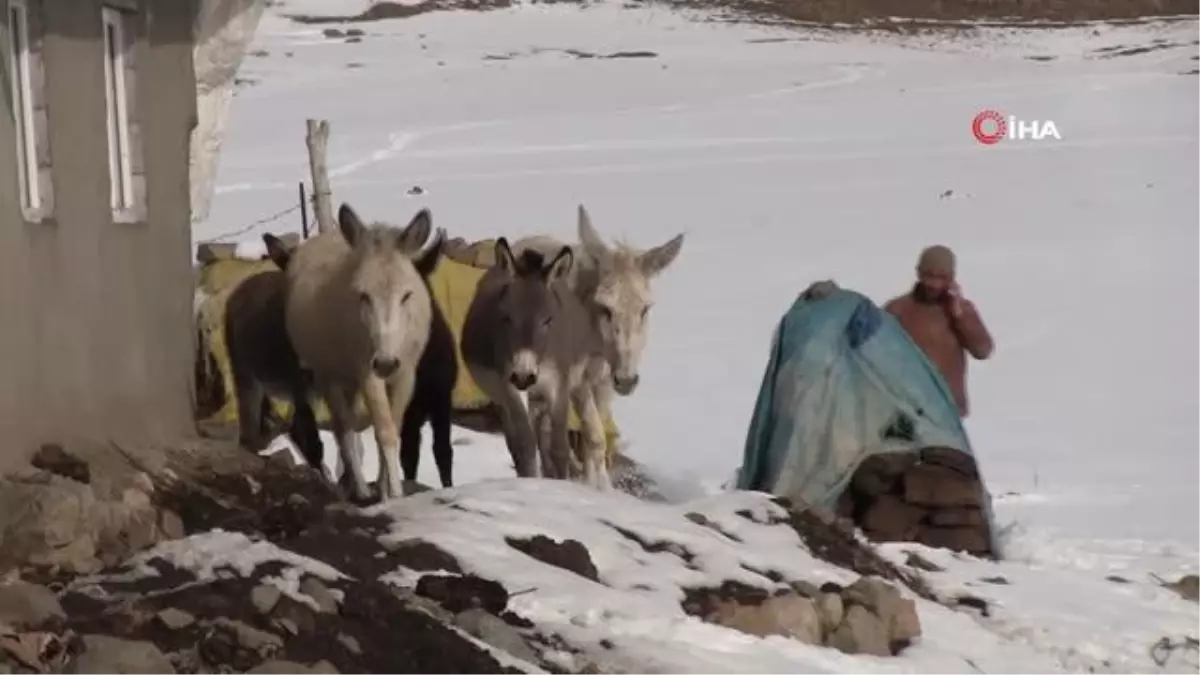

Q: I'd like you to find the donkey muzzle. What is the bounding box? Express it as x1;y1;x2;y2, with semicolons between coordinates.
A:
510;371;537;391
372;356;401;378
613;374;639;395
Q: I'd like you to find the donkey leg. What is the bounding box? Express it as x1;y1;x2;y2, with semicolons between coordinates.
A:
429;389;455;488
233;372;266;453
328;385;372;503
470;366;538;478
546;387;574;481
570;382;611;490
288;383;325;472
592;368;618;470
527;390;554;479
377;371;414;501
399;396;425;485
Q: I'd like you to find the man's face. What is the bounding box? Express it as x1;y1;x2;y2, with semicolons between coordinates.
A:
917;269;953;298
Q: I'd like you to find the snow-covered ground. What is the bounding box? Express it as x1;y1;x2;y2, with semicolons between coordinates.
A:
197;1;1199;670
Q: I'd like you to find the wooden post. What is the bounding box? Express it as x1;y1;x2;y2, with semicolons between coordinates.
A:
305;119;335;234
298;181;310;239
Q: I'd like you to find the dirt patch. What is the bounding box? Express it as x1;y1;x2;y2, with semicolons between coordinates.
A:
505;535;600;581
773;498;937;602
415;573;510;614
680;580;773;617
287;0;513;24
601;522;697;567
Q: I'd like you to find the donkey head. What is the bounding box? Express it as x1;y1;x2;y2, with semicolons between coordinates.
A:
338;203;437;379
491;237;573;391
575;204;683;395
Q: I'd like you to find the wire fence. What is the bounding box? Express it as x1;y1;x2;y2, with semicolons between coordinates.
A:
196;182;314;245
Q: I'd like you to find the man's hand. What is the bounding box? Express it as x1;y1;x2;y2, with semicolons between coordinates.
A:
945;281;964;319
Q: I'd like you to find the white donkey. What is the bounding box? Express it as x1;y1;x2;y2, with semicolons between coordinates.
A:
283;204;442;503
512;205;685;473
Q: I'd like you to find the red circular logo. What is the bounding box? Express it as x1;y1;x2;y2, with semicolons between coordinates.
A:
972;110;1006;145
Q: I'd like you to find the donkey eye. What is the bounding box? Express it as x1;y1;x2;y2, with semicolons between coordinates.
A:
541;315;554;327
640;306;650;320
599;307;614;322
402;290;413;304
358;292;370;306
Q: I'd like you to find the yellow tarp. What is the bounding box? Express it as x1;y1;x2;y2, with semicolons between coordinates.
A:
194;240;620;450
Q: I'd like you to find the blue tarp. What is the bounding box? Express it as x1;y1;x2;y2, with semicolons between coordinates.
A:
737;284;999;553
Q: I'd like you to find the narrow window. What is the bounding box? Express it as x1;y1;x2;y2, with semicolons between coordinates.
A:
7;0;39;214
101;6;134;215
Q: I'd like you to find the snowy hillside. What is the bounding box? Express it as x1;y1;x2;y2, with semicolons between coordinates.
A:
187;0;1199;671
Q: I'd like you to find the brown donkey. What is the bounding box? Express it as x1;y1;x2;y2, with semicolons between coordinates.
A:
284;204;442;503
223;233;323;469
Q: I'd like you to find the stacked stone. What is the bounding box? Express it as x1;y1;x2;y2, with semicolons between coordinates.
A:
836;447;995;558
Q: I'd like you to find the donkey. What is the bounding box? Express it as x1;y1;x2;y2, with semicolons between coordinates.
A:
399;229;459;489
511;205;684;460
283;203;443;503
460;240;610;486
223;233;323;469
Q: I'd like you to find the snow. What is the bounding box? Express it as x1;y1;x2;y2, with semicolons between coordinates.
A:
70;530;346;612
194;1;1199;671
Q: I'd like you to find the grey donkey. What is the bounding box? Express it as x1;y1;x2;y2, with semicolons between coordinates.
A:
511;205;684;467
460;239;610;485
284;203;442;503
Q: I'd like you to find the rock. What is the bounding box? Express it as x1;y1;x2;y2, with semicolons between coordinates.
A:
0;477;101;574
929;508;985;527
250;584;282;615
199;618;283;671
268;596;316;636
817;592;844;634
299;577;339;614
310;661;338;674
155;608;195;630
919;447;979;478
454;609;541;663
904;551;944;572
979;575;1010;585
505;535;599;581
67;635;175;674
917;525;990;555
841;577;921;647
248;660;339;674
0;581;65;629
861;495;926;541
336;633;361;656
851;455;916;496
904;464;984;508
828;605;890;656
706;592;822;644
157;510;185;541
789;580;820;599
30;444;90;484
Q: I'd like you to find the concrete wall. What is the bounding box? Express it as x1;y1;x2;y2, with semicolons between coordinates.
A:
0;0;199;473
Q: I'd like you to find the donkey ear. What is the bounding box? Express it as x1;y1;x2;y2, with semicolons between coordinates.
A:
413;227;446;278
338;204;366;247
545;245;574;284
495;237;517;276
398;208;433;253
639;233;684;277
576;204;611;263
262;233;292;271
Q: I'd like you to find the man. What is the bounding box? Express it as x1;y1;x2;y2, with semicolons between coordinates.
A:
884;245;994;418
